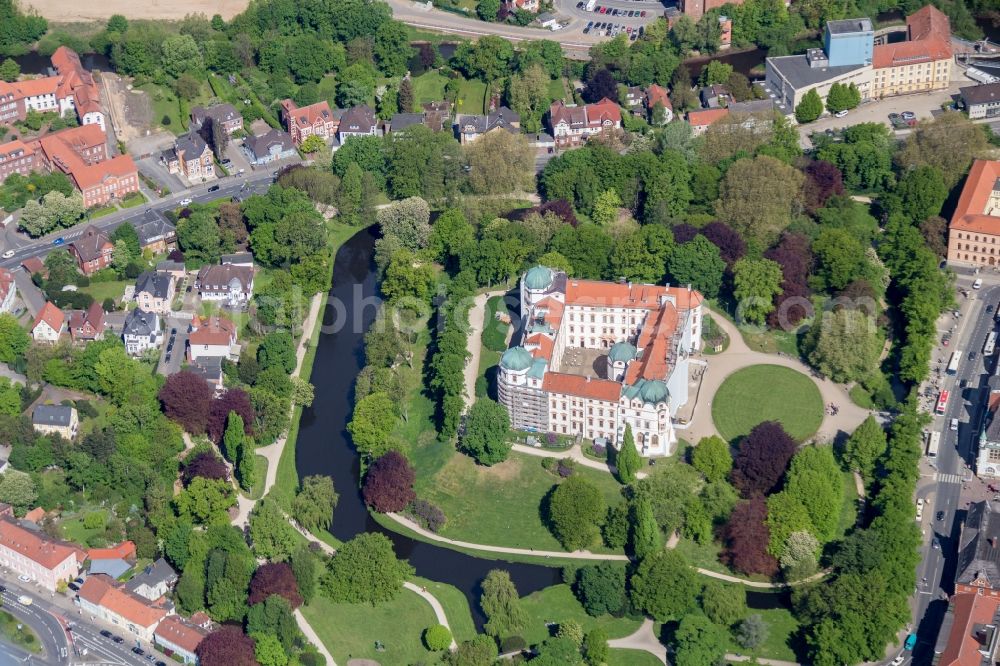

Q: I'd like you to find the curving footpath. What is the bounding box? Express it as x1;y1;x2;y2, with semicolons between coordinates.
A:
609;619;801;666
385;512;822;588
403;582;459;650
682;308;872;444
512;442;649;479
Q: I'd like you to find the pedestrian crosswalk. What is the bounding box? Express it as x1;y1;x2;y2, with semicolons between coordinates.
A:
936;472;964;484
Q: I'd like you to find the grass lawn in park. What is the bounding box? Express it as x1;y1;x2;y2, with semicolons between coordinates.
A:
712;365;823;442
413;451;626;553
301;589;437;664
518;584;642;646
728;605;801;663
607;649;663;665
410;575;477;643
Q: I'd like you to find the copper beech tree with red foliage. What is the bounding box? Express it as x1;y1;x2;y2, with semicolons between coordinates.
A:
362;450;416;513
158;371;213;434
195;626;258;666
722;497;779;577
248;562;303;608
206;388;254;443
730;421;798;498
764;232;814;328
181;452;229;485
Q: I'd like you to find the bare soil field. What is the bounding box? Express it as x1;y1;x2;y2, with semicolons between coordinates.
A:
25;0;250;21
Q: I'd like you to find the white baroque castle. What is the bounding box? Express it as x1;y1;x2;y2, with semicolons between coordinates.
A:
498;266;703;457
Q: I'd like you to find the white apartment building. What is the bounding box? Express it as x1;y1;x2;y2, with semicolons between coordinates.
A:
498;266;703;457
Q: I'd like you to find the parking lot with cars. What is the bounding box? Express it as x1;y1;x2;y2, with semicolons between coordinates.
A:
577;1;650;39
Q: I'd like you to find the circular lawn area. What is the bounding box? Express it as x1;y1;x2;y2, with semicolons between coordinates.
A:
711;364;824;442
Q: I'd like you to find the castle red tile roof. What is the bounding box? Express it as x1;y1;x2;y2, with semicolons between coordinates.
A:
0;517;81;569
154;615;208;653
542;372;622;402
949;160;1000;235
564;279;703;311
79;575;167;628
51;46;101;116
625;303;680;383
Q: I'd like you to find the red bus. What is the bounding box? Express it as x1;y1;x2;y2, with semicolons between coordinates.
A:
936;390;949;415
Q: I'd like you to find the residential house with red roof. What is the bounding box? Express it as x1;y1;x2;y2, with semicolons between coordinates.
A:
497;265;703;457
548;98;622;149
69;224;114;275
871;5;951;99
38;125;138;208
69;301;106;342
645;84;673;124
687;108;730;136
32;302;65;342
279;99;338;146
187;315;237;361
78;574;169;641
947;160;1000;267
154;615;208;665
0;517;83;591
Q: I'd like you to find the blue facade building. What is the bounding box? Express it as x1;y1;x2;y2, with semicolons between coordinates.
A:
824;18;874;67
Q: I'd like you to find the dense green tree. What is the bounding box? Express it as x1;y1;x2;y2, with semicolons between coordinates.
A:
615;425;641;483
843;415;887;480
736;614;769;651
701;580;747;626
548;476;606;551
247;593;300;649
891;165;948;222
322;533;413;604
896;112;989;188
0;314;30;364
716;156;804;249
691;436;732;483
461;399;512;466
784;445;843;543
477;0;500;21
0;58;19;82
667;236;725;299
807;307;881;384
631;550;700;622
795;89;823;123
630;495;661;560
766;490;814;558
481;569;528;638
174;477;236;526
293;475;338;533
733;257;783;326
249;498;299;561
373;20;413;77
257;330;296;374
674;613;729;666
453;36;513;82
347;391;398;462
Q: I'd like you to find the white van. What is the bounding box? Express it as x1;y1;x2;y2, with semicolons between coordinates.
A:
974;278;984;289
950;418;959;431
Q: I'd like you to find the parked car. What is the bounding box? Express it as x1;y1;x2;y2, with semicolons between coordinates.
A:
835;109;849;118
974;278;984;289
100;630;112;639
208;185;220;193
901;111;915;120
112;636;124;644
131;647;144;656
971;351;979;361
933;536;941;549
179;198;192;206
17;575;30;582
67;583;79;591
950;418;959;431
937;510;945;521
891;657;905;666
640;10;646;16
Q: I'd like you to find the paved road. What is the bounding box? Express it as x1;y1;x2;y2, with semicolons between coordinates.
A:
386;0;600;57
906;274;1000;665
0;575;159;665
0;172;276;273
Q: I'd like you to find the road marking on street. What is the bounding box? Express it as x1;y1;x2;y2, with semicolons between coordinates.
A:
935;472;964;484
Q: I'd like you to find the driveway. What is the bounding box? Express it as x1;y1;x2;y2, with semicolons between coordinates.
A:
681;308;872;444
158;317;188;376
13;268;45;317
136;156;185;195
224;141;253;176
